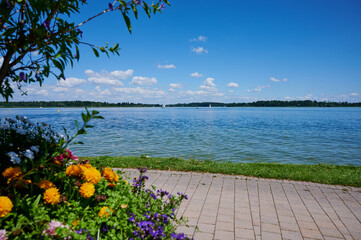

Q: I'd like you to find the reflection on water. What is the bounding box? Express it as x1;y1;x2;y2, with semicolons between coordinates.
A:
1;107;361;165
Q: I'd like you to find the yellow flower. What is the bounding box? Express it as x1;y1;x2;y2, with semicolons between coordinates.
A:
79;182;95;198
108;182;116;188
0;196;13;217
2;167;22;179
38;180;55;190
98;206;113;218
102;168;119;183
65;165;82;177
121;204;128;209
124;180;129;185
43;187;60;205
83;167;101;184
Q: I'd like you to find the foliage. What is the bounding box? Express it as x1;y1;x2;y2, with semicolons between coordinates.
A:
87;155;361;187
0;110;190;239
0;0;170;101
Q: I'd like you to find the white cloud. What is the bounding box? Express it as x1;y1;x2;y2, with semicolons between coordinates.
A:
158;64;176;69
110;69;134;79
94;86;111;95
85;69;133;86
190;72;203;78
227;82;239;88
203;78;216;87
113;87;165;96
248;85;270;92
191;47;208;55
53;86;69;92
350;92;359;96
169;83;182;92
270;77;288;82
131;76;157;85
270;77;280;82
0;57;3;65
190;36;208;42
185;90;224;97
58;77;86;88
198;77;219;92
35;89;49;96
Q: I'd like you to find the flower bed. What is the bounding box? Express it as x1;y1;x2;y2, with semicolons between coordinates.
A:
0;110;191;239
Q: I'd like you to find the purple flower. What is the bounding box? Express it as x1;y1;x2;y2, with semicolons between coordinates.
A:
77;28;83;38
108;3;113;10
129;217;135;222
160;3;165;10
135;0;142;5
19;72;26;81
6;0;11;7
43;20;50;30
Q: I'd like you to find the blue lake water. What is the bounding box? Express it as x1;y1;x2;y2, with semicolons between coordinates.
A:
1;107;361;166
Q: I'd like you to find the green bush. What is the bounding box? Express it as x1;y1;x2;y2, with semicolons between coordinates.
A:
0;110;190;239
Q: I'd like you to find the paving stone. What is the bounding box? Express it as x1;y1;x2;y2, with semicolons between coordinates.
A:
261;223;281;234
214;230;234;240
121;169;361;240
281;230;303;240
196;223;215;233
261;231;282;240
193;232;214;240
216;221;234;232
235;228;255;239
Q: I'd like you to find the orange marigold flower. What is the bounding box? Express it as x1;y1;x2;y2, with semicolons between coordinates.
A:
65;165;82;177
43;187;60;205
83;167;101;184
72;220;80;226
108;182;116;188
102;167;119;183
98;206;113;218
0;196;13;217
53;159;63;166
79;182;95;198
2;167;22;179
38;180;55;190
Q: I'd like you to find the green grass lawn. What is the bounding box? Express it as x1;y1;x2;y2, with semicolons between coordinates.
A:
82;156;361;187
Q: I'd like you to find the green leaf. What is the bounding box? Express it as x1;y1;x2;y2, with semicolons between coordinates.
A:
81;112;88;122
52;59;63;72
92;110;99;115
85;125;94;128
92;48;99;57
93;116;104;119
122;12;132;33
77;129;87;135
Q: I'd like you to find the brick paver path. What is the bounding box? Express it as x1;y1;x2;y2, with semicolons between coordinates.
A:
122;169;361;240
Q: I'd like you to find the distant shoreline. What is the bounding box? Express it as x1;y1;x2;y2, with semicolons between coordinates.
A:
1;100;361;108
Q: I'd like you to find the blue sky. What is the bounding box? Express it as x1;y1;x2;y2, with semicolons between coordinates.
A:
11;0;361;103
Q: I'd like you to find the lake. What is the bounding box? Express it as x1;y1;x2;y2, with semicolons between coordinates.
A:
1;107;361;166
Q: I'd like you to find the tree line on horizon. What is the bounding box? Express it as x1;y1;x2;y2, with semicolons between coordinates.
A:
1;100;361;108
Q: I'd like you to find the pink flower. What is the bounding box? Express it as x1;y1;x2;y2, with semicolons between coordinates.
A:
43;220;70;239
0;229;8;240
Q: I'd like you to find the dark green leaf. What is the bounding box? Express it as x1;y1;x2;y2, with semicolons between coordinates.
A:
92;48;99;57
122;12;132;33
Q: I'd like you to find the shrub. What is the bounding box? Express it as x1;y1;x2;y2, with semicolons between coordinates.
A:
0;109;191;239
